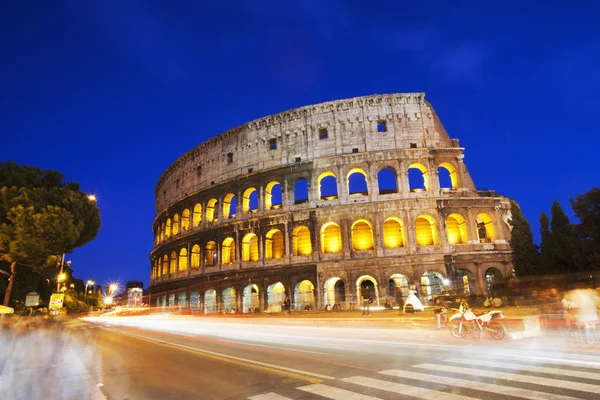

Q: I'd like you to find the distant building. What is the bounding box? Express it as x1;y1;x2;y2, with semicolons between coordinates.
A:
127;287;143;308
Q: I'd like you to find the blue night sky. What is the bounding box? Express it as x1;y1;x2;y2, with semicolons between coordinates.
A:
1;1;599;288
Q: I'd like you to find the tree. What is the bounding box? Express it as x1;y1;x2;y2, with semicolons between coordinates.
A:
550;201;580;273
539;212;557;274
0;161;101;305
509;200;539;276
570;187;600;270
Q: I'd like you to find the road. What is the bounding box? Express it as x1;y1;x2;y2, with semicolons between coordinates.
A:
2;315;600;400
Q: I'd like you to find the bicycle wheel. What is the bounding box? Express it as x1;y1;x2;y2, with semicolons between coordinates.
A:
489;321;506;340
451;321;467;338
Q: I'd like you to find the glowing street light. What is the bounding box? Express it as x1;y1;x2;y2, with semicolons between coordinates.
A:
88;193;97;202
85;280;95;304
109;283;119;296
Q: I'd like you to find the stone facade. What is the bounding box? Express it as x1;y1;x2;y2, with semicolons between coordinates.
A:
149;93;514;313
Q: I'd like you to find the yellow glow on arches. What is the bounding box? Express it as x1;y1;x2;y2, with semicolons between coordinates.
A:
383;217;405;248
446;213;468;244
351;219;374;250
170;251;177;273
172;214;180;235
162;255;168;275
265;181;282;210
191;244;200;268
243;187;258;213
223;193;236;219
317;171;337;199
408;163;430;191
477;213;496;242
415;215;437;246
292;225;312;255
178;248;188;271
321;222;342;253
193;204;202;226
206;198;218;222
242;233;259;261
222;237;235;264
181;209;190;231
205;241;216;266
165;218;172;237
439;162;458;190
265;229;284;259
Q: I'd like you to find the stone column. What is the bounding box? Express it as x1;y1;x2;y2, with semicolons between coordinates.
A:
492;206;506;243
405;209;417;253
200;242;206;273
186;242;191;277
476;264;487;295
235;227;241;269
466;207;479;244
368;162;377;201
456;154;466;189
258;183;265;213
342;218;352;258
428;158;440;193
284;221;290;260
375;212;384;257
217;241;222;271
283;178;290;211
399;160;409;195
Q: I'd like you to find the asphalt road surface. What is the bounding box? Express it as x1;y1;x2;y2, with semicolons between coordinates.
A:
2;315;600;400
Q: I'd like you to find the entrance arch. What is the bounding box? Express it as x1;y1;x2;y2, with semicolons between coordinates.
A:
222;286;236;312
455;269;475;295
267;282;285;312
389;273;410;305
294;280;315;310
485;267;504;293
356;275;379;307
204;289;216;314
323;277;346;309
420;270;445;304
243;284;260;313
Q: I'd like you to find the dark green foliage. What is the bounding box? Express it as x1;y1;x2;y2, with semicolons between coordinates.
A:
570;187;600;270
549;201;580;273
539;212;557;274
509;200;539;276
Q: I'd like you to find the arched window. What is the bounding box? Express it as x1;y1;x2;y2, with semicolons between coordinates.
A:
155;230;159;245
378;168;397;194
162;255;168;275
265;229;284;259
321;222;342;253
438;162;458;190
415;215;437;246
206;198;218;222
292;225;312;255
193;203;202;226
294;179;309;204
265;181;283;210
383;217;405;248
191;244;200;269
243;188;258;213
172;214;180;235
477;213;496;243
318;172;338;200
347;168;368;195
205;241;216;266
222;237;235;264
223;193;236;219
178;248;188;271
170;251;177;273
408;163;429;192
446;214;468;244
242;233;259;261
165;218;172;237
181;209;190;231
351;220;374;250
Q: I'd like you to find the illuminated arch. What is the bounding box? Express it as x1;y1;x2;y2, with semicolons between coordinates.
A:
243;188;258;213
169;251;177;274
477;213;496;242
178;248;188;271
408;163;430;192
389;273;409;301
415;215;437;246
318;171;338;199
265;229;284;259
351;219;374;250
191;244;201;269
323;277;346;306
267;282;285;311
347;168;368;195
294;179;309;204
356;275;379;306
438;162;458;190
294;280;315;310
265;181;283;210
222;237;235;264
155;230;159;245
181;209;190;231
222;286;236;311
206;198;218;222
242;233;259;261
223;193;236;219
165;218;172;237
205;241;216;266
378;167;397;194
204;289;216;314
172;214;180;235
446;213;468;244
162;255;168;275
383;217;405;248
193;203;202;226
421;270;445;301
243;284;259;313
160;223;165;241
455;269;474;295
320;222;342;253
485;267;504;292
292;225;312;255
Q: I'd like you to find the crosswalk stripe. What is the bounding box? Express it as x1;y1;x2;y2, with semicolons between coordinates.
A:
298;383;382;399
248;393;293;400
446;358;600;381
414;363;600;394
342;376;474;400
380;369;580;400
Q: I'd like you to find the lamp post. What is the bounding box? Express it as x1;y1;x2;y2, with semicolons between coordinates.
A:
85;280;94;304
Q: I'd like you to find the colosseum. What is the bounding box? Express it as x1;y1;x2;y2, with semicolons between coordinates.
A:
149;93;514;313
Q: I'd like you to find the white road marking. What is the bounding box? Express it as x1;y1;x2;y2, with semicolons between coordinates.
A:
500;353;600;369
168;331;193;337
380;369;579;400
342;376;474;400
219;339;324;354
248;393;293;400
298;383;381;399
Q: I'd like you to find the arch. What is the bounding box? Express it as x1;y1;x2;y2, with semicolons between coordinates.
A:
242;233;259;261
377;167;398;194
292;225;312;255
318;172;338;199
438;162;458;190
189;291;200;313
204;289;216;314
172;214;180;235
155;230;159;245
178;293;187;309
181;209;190;231
265;229;284;259
222;286;236;312
356;275;379;307
294;280;315;311
446;213;468;244
347;168;368;195
485;267;504;293
169;251;177;274
294;178;309;204
415;215;437;246
243;284;260;313
165;218;172;237
162;255;168;275
320;222;342;253
383;217;405;248
477;213;496;242
242;188;258;213
323;277;346;307
267;282;285;312
351;219;374;250
192;203;202;226
160;223;165;241
420;270;445;303
389;273;410;304
206;198;218;222
205;241;216;266
223;193;236;219
455;269;475;295
221;237;235;264
191;244;201;269
265;181;283;210
408;163;429;192
178;248;188;271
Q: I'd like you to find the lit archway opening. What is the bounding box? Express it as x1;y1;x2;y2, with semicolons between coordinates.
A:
242;188;259;213
318;172;338;200
172;214;180;235
323;277;345;308
243;284;259;313
421;270;445;304
178;248;188;271
165;218;172;237
155;229;160;245
383;217;405;248
191;244;201;269
162;255;168;276
378;168;397;194
347;168;368;195
294;179;309;204
408;163;429;192
267;282;285;312
178;293;187;309
205;241;216;266
356;275;379;307
485;267;504;293
446;213;468;244
292;225;312;255
193;203;202;226
206;198;219;222
222;286;236;312
160;223;165;241
204;289;216;314
321;222;342;253
181;209;190;231
455;269;474;295
242;233;259;261
477;213;496;243
389;274;409;305
265;181;283;210
169;251;177;274
438;162;458;190
415;215;437;246
222;237;235;264
351;219;374;250
190;291;200;313
223;193;236;219
294;280;315;311
265;229;284;259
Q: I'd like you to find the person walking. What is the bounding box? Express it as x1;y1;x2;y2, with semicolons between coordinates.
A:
362;295;371;316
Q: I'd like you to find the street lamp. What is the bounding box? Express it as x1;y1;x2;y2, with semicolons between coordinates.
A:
57;272;66;292
109;283;118;296
88;193;96;202
85;280;95;304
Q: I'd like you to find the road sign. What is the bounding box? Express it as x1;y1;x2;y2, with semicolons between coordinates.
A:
25;292;40;307
49;293;64;309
